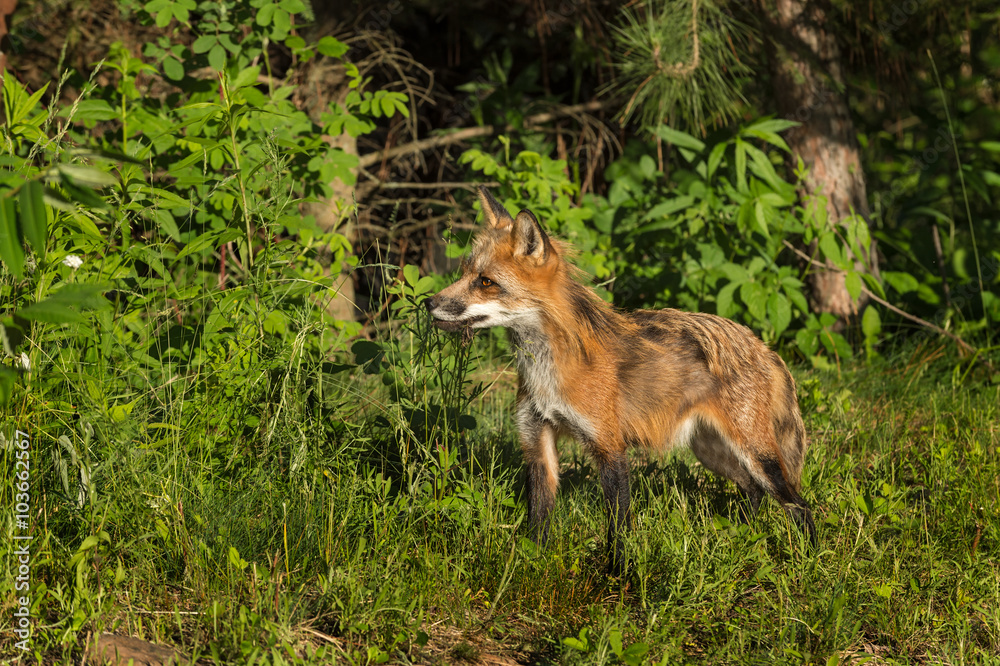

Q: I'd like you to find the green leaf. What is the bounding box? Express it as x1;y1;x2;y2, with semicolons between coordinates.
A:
403;264;420;287
707;142;726;179
256;2;276;26
19;181;47;261
862;306;881;339
753;200;770;238
58;165;118;188
272;8;291;36
66;99;119;122
716;281;739;318
767;292;791;337
735;139;747;193
845;270;862;303
795;327;819;356
739;281;767;321
818;233;846;269
653;125;705;152
0;367;15;405
883;271;919;295
192;34;217;54
208;43;227;71
745;117;799;135
162;56;185;81
317;36;348;58
861;272;886;300
0;195;24;278
233;65;261;89
17;285;111;324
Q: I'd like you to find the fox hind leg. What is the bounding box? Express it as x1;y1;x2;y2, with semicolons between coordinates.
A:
690;421;816;545
689;423;767;522
597;451;631;576
757;457;817;546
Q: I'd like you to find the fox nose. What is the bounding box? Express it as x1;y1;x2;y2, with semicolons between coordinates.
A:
424;295;438;312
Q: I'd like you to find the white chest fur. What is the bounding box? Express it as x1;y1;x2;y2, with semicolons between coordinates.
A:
511;327;596;442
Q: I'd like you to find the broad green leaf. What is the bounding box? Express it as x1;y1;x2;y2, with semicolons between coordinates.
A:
740;281;767;321
735;139;747;193
0;367;15;405
818;233;846;269
845;270;862;303
716;281;739;318
17;299;85;323
767;291;791;337
743;142;784;190
743;128;791;153
403;263;420;287
754;200;770;238
861;272;886;299
654;125;705;152
192;34;217;54
862;306;881;339
883;270;919;294
256;3;276;26
718;262;750;283
744;117;799;135
796;328;819;356
58;165;118;188
317;36;348;58
707;142;726;179
19;181;47;261
162;56;185;81
0;195;24;278
66;99;119;122
208;44;227;71
233;65;261;90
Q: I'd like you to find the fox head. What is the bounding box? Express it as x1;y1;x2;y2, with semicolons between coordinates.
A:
425;187;558;332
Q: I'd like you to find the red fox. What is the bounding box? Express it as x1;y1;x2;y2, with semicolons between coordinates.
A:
425;187;816;573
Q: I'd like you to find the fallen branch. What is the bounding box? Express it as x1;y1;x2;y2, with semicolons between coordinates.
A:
781;240;995;372
358;100;609;168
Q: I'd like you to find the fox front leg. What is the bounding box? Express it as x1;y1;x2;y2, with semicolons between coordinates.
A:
521;417;559;546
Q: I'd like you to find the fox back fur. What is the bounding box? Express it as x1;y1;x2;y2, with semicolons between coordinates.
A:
426;187;816;573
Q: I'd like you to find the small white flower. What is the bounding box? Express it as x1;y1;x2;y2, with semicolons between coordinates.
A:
15;353;30;371
62;255;83;269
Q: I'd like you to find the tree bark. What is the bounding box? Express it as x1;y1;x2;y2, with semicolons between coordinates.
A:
766;0;876;322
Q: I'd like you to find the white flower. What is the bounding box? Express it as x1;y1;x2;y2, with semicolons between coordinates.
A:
62;255;83;269
15;353;29;371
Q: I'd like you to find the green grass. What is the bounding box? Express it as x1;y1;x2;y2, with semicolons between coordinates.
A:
2;336;999;665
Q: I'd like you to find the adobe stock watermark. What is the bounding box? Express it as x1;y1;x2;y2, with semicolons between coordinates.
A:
358;0;404;34
878;0;930;39
10;430;33;652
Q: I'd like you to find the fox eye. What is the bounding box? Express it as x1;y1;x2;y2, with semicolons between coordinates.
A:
479;276;494;288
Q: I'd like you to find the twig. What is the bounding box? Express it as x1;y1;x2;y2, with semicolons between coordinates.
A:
931;223;952;308
357;100;609;168
364;180;498;191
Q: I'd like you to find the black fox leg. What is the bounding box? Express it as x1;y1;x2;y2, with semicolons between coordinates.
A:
758;458;817;546
736;482;766;523
522;420;559;546
598;452;631;575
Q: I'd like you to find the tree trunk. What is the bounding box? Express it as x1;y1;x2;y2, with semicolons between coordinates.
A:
766;0;876;322
300;60;361;323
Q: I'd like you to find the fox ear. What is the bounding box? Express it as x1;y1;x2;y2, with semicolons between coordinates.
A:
512;209;550;262
478;186;513;229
